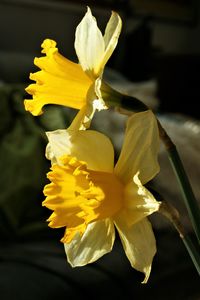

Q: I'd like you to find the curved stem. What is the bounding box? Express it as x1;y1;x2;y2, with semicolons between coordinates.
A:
158;120;200;245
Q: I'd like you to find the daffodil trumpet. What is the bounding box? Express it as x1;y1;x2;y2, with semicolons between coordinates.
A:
42;110;161;283
24;7;122;128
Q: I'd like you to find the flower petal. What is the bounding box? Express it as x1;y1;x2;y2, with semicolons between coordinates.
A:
114;110;160;184
101;11;122;71
75;7;105;77
117;173;160;227
64;219;115;267
24;39;92;115
46;127;114;172
114;217;156;283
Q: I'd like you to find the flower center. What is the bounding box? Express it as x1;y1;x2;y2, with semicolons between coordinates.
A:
43;155;124;243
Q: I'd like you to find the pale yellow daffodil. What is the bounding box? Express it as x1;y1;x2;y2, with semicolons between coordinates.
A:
24;7;122;127
42;110;161;283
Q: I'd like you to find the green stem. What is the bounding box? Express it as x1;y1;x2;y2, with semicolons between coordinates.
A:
159;201;200;276
102;82;148;113
158;121;200;244
183;235;200;275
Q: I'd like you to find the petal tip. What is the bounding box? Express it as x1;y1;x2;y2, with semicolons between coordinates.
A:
24;99;43;116
141;265;152;284
41;39;57;54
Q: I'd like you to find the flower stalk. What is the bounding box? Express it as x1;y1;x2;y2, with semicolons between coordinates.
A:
159;201;200;276
101;82;148;113
158;120;200;245
182;235;200;275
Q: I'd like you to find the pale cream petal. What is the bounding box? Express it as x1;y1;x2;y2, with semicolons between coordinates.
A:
45;107;94;163
64;219;115;267
75;7;105;78
46;127;114;172
93;77;108;111
114;110;160;185
45;129;72;164
114;217;156;283
101;11;122;72
118;174;160;227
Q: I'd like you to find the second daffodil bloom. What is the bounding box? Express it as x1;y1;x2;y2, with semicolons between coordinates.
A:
43;110;161;283
24;7;122;126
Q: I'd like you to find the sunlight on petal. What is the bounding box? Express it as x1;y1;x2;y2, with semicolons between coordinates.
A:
101;11;122;72
114;218;156;283
46;128;114;172
64;219;115;267
115;110;160;185
75;7;105;77
116;175;160;227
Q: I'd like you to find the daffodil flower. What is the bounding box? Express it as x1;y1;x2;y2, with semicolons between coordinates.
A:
42;110;160;283
24;7;122;128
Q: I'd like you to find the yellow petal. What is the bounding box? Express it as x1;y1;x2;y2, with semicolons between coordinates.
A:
45;107;96;164
64;219;115;267
114;110;160;184
116;173;160;227
75;7;105;78
67;106;89;131
101;11;122;72
46;128;114;172
24;39;92;116
93;77;108;111
45;129;71;164
114;218;156;283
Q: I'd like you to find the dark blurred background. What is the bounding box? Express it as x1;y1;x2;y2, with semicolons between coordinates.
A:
0;1;200;299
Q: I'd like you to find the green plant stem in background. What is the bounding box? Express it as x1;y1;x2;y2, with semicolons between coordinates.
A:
183;235;200;275
158;120;200;245
159;201;200;276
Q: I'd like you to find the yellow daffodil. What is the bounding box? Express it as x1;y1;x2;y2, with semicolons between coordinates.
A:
24;7;122;127
42;110;160;283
